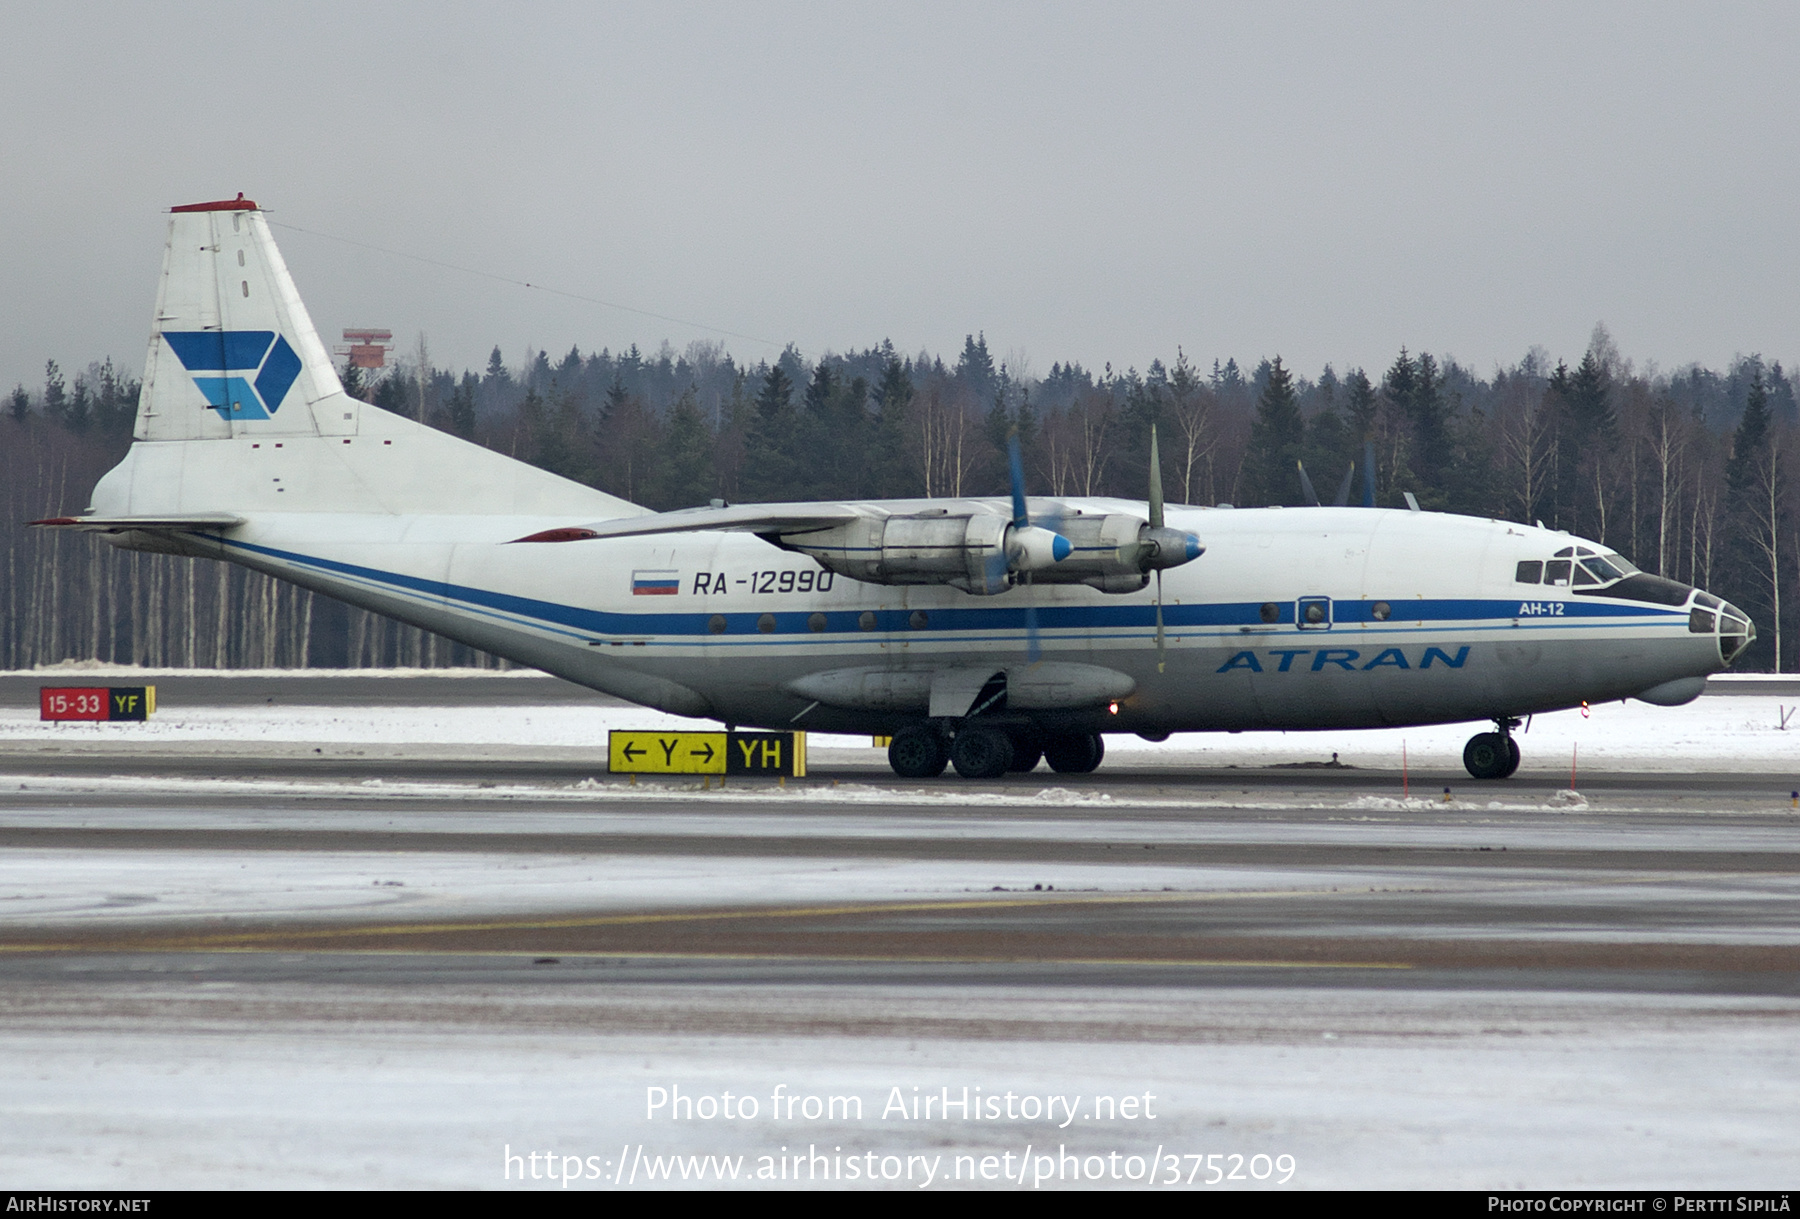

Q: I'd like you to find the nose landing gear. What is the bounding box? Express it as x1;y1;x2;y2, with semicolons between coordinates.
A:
1463;717;1522;780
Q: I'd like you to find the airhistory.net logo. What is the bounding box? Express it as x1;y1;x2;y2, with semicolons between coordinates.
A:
162;331;302;420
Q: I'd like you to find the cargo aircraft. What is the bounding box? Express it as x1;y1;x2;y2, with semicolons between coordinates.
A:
35;198;1756;780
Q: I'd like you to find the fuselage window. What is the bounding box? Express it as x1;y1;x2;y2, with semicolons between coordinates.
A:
1544;560;1572;586
1516;561;1543;583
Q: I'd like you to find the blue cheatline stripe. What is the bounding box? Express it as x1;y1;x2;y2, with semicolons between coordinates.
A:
212;535;1686;642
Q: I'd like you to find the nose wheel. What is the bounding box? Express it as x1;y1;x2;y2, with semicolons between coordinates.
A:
1463;720;1522;780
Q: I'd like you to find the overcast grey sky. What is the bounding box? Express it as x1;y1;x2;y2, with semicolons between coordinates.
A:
3;1;1795;391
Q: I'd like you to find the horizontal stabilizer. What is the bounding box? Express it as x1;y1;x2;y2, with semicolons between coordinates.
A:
31;512;246;532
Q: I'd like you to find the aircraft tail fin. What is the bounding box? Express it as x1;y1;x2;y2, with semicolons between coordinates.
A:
98;196;641;521
137;195;355;442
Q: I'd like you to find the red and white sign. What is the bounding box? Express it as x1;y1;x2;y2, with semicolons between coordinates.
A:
40;687;109;720
40;686;156;721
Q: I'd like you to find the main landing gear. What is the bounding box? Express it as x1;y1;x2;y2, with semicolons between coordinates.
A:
1463;717;1522;780
886;725;1105;780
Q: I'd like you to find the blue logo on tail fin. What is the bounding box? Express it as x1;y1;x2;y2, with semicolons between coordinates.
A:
163;331;301;419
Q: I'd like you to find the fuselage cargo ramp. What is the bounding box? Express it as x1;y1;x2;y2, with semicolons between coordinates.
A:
35;197;1755;780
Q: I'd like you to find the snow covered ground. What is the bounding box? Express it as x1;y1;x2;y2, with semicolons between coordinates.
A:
3;795;1798;938
4;669;1799;1189
0;845;1366;928
2;986;1795;1190
4;669;1800;773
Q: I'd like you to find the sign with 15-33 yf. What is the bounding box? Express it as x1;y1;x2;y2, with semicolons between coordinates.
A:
608;730;806;777
40;686;157;721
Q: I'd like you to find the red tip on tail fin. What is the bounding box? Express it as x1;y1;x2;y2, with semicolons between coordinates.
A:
171;194;258;212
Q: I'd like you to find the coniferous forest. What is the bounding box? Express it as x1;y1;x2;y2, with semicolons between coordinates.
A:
3;324;1796;671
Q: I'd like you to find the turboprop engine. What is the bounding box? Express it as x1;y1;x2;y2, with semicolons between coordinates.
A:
765;431;1202;594
772;505;1198;595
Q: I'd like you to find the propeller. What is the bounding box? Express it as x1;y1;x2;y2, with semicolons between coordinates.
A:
1005;431;1069;661
1141;424;1205;673
1296;460;1321;507
1332;462;1356;507
1151;428;1167;669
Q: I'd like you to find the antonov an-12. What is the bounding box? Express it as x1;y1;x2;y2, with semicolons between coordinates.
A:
37;198;1755;780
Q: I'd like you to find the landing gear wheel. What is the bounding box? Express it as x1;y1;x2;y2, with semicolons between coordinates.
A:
1007;735;1043;772
889;726;948;779
1463;732;1513;780
1044;733;1105;775
951;727;1015;779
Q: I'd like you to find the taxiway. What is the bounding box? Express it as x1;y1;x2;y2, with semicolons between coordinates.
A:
1;670;1797;1188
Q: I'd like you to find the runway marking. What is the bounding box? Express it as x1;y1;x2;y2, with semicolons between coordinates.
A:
0;946;1413;969
2;869;1789;956
0;886;1352;954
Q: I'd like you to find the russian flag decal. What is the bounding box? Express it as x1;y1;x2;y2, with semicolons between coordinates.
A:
632;570;680;596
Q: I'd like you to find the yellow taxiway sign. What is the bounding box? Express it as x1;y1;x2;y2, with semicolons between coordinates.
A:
608;730;806;777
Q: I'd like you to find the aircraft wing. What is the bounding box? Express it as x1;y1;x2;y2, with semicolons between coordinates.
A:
511;489;1200;600
511;502;875;544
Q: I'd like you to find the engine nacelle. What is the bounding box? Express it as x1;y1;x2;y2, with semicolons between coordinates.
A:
775;511;1014;594
772;507;1201;595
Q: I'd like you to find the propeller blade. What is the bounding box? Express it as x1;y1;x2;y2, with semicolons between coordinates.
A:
1004;428;1071;578
1147;424;1165;531
1154;570;1166;673
1333;462;1356;508
1296;460;1320;507
1008;430;1029;529
1025;600;1042;663
1362;439;1377;508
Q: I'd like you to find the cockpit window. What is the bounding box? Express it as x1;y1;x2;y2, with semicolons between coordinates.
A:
1521;551;1638;586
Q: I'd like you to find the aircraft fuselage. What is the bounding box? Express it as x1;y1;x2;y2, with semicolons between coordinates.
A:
148;492;1734;739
